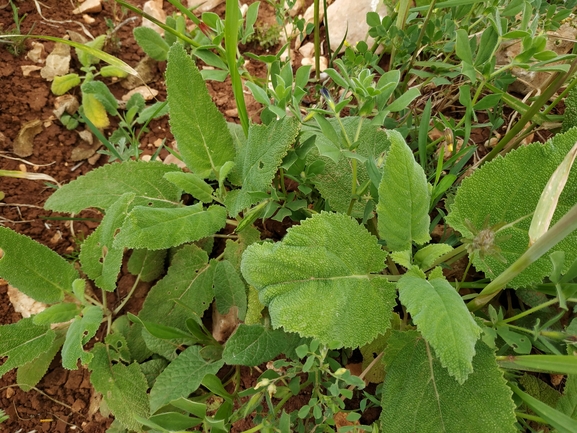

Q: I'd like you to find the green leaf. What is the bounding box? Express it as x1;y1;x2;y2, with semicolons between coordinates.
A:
17;332;65;391
164;171;214;203
76;34;105;67
62;305;103;369
498;354;577;375
149;345;225;413
82;80;118;116
303;117;390;217
413;244;453;269
114;203;227;250
512;384;577;433
33;303;81;325
80;193;135;292
225;117;300;216
455;29;473;65
398;272;481;383
222;324;290;366
0;227;78;303
127;249;167;282
0;318;55;378
99;65;129;78
133;26;170;61
519;374;561;408
214;260;247;321
557;374;577;418
89;343;150;431
51;73;81;95
138;245;214;330
447;128;577;287
166;43;235;177
378;130;431;251
241;212;396;348
386;87;421;112
380;331;516;432
45;160;181;213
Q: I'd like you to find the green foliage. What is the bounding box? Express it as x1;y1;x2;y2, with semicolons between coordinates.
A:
241;212;397;348
447;128;577;287
398;271;481;384
166;43;235;178
0;227;78;303
378;130;431;251
563;88;577;133
380;331;516;433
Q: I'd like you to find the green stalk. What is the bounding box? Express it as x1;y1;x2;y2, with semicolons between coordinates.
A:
481;56;577;165
467;203;577;311
313;0;320;81
499;298;559;324
225;0;249;136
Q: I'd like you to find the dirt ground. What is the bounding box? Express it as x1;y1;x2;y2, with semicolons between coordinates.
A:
0;0;272;430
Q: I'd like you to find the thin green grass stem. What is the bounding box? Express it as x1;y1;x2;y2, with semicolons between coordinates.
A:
313;0;320;81
499;298;559;324
225;0;249;136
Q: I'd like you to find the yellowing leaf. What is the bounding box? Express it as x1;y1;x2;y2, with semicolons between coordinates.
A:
51;73;81;95
82;92;109;128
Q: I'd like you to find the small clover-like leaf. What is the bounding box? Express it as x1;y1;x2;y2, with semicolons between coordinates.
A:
241;212;396;348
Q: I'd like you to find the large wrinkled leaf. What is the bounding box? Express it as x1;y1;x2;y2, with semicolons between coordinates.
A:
0;227;78;303
127;249;167;282
149;345;224;413
139;245;214;330
62;305;103;369
447;128;577;287
45;160;181;213
90;343;149;432
398;271;481;384
0;318;55;377
241;212;396;348
378;130;431;251
222;324;290;366
380;331;516;433
80;193;135;292
303;118;390;217
114;203;227;250
225;117;300;216
166;43;235;177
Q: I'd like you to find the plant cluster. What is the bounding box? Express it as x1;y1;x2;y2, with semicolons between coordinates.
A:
1;0;577;432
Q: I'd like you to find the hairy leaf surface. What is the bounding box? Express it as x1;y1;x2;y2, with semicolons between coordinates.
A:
214;260;247;320
378;130;431;251
114;203;227;250
0;227;78;303
127;249;167;282
0;318;55;377
139;245;214;330
62;305;103;369
241;212;396;348
225;117;300;216
380;331;516;432
303;118;390;217
222;324;290;366
149;345;224;412
166;43;235;177
80;193;135;292
398;272;481;383
45;160;181;213
17;332;65;391
90;343;149;431
447;128;577;287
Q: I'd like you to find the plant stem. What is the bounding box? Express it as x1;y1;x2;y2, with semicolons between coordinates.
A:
499;298;559;324
113;274;141;315
313;0;320;81
515;412;547;423
468;203;577;311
